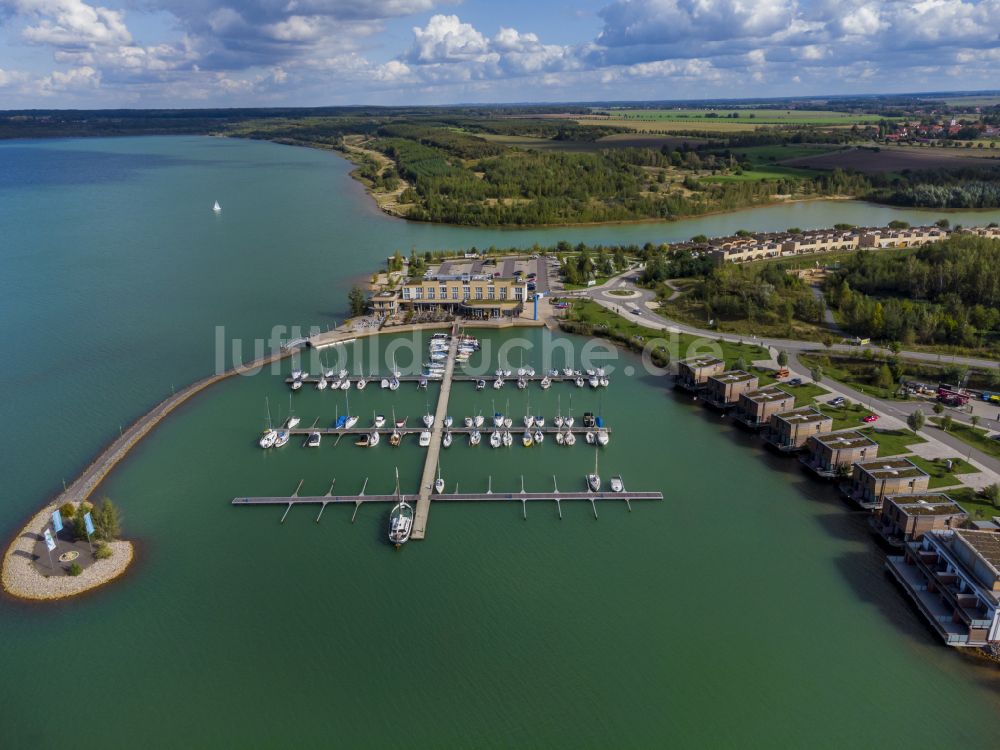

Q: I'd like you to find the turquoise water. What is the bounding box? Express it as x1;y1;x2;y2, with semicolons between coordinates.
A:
1;137;999;748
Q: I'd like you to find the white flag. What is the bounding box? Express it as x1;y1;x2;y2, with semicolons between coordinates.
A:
43;529;56;552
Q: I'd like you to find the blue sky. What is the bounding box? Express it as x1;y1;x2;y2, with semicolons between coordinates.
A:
1;1;999;108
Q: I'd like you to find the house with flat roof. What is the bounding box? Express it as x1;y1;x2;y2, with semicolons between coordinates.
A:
400;271;527;320
846;458;931;511
763;406;833;452
675;356;725;392
886;529;1000;647
734;385;795;429
873;494;968;548
370;290;399;317
703;370;759;410
801;430;878;478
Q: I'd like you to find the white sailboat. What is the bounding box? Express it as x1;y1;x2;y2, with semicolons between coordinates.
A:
587;448;601;492
434;461;445;494
344;391;358;429
212;200;221;213
258;396;277;449
388;468;413;547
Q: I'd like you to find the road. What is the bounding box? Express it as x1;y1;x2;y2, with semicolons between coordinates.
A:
569;269;1000;476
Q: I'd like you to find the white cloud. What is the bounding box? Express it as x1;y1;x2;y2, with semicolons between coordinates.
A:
14;0;132;48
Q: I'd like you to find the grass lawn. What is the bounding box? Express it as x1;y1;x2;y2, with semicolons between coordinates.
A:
780;381;830;406
568;299;768;364
661;297;830;342
907;455;978;489
702;166;822;182
929;418;1000;461
946;487;1000;521
607;289;634;297
563;275;610;290
799;353;901;400
856;426;926;456
749;366;777;386
816;401;875;430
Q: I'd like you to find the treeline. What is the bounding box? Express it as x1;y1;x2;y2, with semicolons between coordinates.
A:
824;235;1000;347
868;166;1000;209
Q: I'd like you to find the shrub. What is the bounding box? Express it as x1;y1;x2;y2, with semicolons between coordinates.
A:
68;563;83;577
907;410;926;432
59;502;76;520
93;498;122;541
982;484;1000;507
94;543;113;560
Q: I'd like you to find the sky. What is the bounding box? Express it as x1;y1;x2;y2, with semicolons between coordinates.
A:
1;1;1000;108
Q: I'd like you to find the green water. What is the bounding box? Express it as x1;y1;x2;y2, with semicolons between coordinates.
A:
1;137;999;748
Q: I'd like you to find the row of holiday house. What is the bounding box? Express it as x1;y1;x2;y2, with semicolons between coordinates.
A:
676;355;1000;649
674;224;1000;265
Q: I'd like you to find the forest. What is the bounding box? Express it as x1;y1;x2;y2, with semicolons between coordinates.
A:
867;166;1000;209
824;235;1000;348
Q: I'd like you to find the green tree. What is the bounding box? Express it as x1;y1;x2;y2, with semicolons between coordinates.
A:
907;410;925;432
971;415;981;429
93;498;121;541
810;365;823;383
776;350;788;367
733;356;748;372
875;363;894;390
932;402;944;416
348;286;367;317
941;414;954;432
983;483;1000;508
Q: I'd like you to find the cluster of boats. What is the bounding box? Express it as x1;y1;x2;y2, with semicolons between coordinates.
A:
481;367;610;391
423;333;479;380
258;396;300;449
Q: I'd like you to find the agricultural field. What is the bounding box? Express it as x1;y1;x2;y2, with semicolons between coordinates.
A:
783;144;1000;174
582;108;895;125
476;132;709;153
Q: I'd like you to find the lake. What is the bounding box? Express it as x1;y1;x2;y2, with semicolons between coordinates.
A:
1;136;998;748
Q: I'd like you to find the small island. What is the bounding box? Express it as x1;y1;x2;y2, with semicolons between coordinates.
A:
2;498;132;601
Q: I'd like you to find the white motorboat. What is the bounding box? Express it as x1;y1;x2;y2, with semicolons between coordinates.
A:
338;369;348;380
356;377;367;390
306;431;321;447
418;377;428;389
540;377;551;390
600;377;609;387
517;378;527;390
395;417;407;428
555;431;565;445
526;368;535;377
444;416;453;428
517;367;526;378
389;377;400;391
464;416;474;428
375;414;386;428
340;379;351;390
585;431;596;444
503;369;512;378
316;376;328;391
589;376;600;388
597;429;610;446
493;378;504;390
419;431;432;447
490;431;502;448
329;378;342;390
493;412;504;428
474;414;484;428
495;368;504;378
535;416;545;427
563;368;574;377
610;475;624;493
469;430;481;446
575;377;584;388
291;379;303;391
476;379;486;391
564;431;576;446
442;431;453;448
285;416;300;429
381;378;390;389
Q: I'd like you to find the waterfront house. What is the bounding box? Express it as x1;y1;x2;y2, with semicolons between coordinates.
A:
802;430;878;478
763;406;833;452
370;290;399;318
675;356;725;392
886;529;1000;647
845;458;931;511
873;494;968;548
703;370;759;410
734;385;795;429
400;269;527;320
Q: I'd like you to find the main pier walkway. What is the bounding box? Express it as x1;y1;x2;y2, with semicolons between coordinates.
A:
413;325;460;539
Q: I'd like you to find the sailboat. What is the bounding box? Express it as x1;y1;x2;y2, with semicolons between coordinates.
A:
442;431;453;448
344;391;358;429
388;468;413;547
285;394;300;429
587;448;601;492
469;429;481;446
434;461;444;494
212;200;221;213
258;396;277;449
554;396;564;428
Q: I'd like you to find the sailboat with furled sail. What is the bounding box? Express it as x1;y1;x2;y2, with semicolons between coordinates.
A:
388;468;413;547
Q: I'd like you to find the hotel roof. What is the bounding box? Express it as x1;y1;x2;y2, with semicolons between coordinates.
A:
886;493;966;517
855;457;928;480
742;385;794;404
812;430;877;450
956;530;1000;574
774;406;831;424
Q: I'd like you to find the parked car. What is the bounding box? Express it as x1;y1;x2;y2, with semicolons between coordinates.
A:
788;377;803;386
829;397;845;407
527;272;537;279
862;414;879;423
